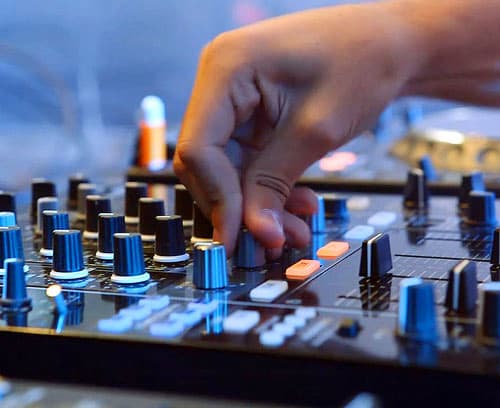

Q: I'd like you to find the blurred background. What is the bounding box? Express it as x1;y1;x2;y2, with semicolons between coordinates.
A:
1;0;498;192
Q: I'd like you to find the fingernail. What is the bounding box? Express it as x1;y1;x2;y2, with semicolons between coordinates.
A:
260;209;284;237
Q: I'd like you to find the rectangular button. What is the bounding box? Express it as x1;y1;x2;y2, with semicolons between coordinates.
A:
316;241;349;260
250;280;288;302
367;211;397;227
285;259;321;280
344;225;375;240
223;310;260;334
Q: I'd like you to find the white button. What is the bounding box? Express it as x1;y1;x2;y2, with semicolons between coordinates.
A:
283;314;306;329
98;315;134;333
249;280;288;302
344;225;375;240
138;295;170;310
149;320;184;338
367;211;397;227
347;196;370;211
272;322;295;337
119;304;152;321
223;310;260;334
295;307;317;320
259;330;285;348
169;310;203;327
186;299;219;315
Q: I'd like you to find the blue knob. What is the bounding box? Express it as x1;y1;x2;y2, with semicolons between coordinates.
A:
0;212;16;227
397;278;437;342
465;191;496;226
51;230;88;280
306;195;326;233
193;242;227;289
154;215;189;263
459;172;484;213
418;155;437;182
112;233;150;284
0;226;24;274
1;258;31;311
97;213;125;260
36;197;59;235
41;211;70;257
233;228;265;269
478;282;500;345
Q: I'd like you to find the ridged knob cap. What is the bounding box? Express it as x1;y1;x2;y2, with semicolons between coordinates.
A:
193;242;227;289
0;227;24;271
444;260;478;314
359;233;392;278
84;196;112;238
97;213;125;260
478;282;500;345
138;198;165;241
36;197;59;234
233;228;265;269
41;211;70;256
397;278;437;342
465;191;497;226
51;230;88;280
125;182;148;224
1;259;31;311
0;212;16;227
403;168;429;211
154;215;188;263
112;233;150;284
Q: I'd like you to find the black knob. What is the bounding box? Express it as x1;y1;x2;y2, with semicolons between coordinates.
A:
323;194;350;222
458;172;484;214
31;179;57;225
67;174;89;211
175;184;193;224
233;228;265;269
0;192;16;214
478;282;500;345
359;232;392;278
138;198;165;241
97;213;126;260
465;191;497;227
36;197;59;235
77;183;97;221
125;182;148;225
153;215;188;263
191;202;213;243
51;230;88;280
0;226;24;273
84;196;112;239
403;168;429;211
41;211;70;257
444;260;478;314
112;233;150;284
193;242;227;289
1;259;31;312
397;277;437;342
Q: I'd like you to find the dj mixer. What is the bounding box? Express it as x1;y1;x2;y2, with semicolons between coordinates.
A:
1;167;500;407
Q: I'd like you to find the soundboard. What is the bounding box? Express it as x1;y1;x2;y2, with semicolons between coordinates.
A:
1;168;500;407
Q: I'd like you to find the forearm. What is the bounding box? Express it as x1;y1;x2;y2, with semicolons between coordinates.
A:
388;0;500;105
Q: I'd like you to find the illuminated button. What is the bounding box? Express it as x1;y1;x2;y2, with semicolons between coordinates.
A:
149;320;184;338
286;259;321;280
344;225;375;240
283;314;306;329
347;196;370;211
97;315;134;333
223;310;260;334
249;280;288;302
295;307;317;320
169;310;203;327
119;304;152;321
272;322;295;337
316;241;349;260
367;211;397;227
186;299;219;315
138;295;170;311
259;330;285;348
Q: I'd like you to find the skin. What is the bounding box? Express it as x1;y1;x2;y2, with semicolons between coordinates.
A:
174;0;500;257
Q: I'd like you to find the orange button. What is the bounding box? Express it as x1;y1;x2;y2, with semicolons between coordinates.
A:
316;241;350;260
286;259;321;280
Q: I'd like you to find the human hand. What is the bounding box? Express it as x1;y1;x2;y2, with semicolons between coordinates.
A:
174;2;421;256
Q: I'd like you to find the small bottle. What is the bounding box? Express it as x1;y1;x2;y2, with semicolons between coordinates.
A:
138;95;167;171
